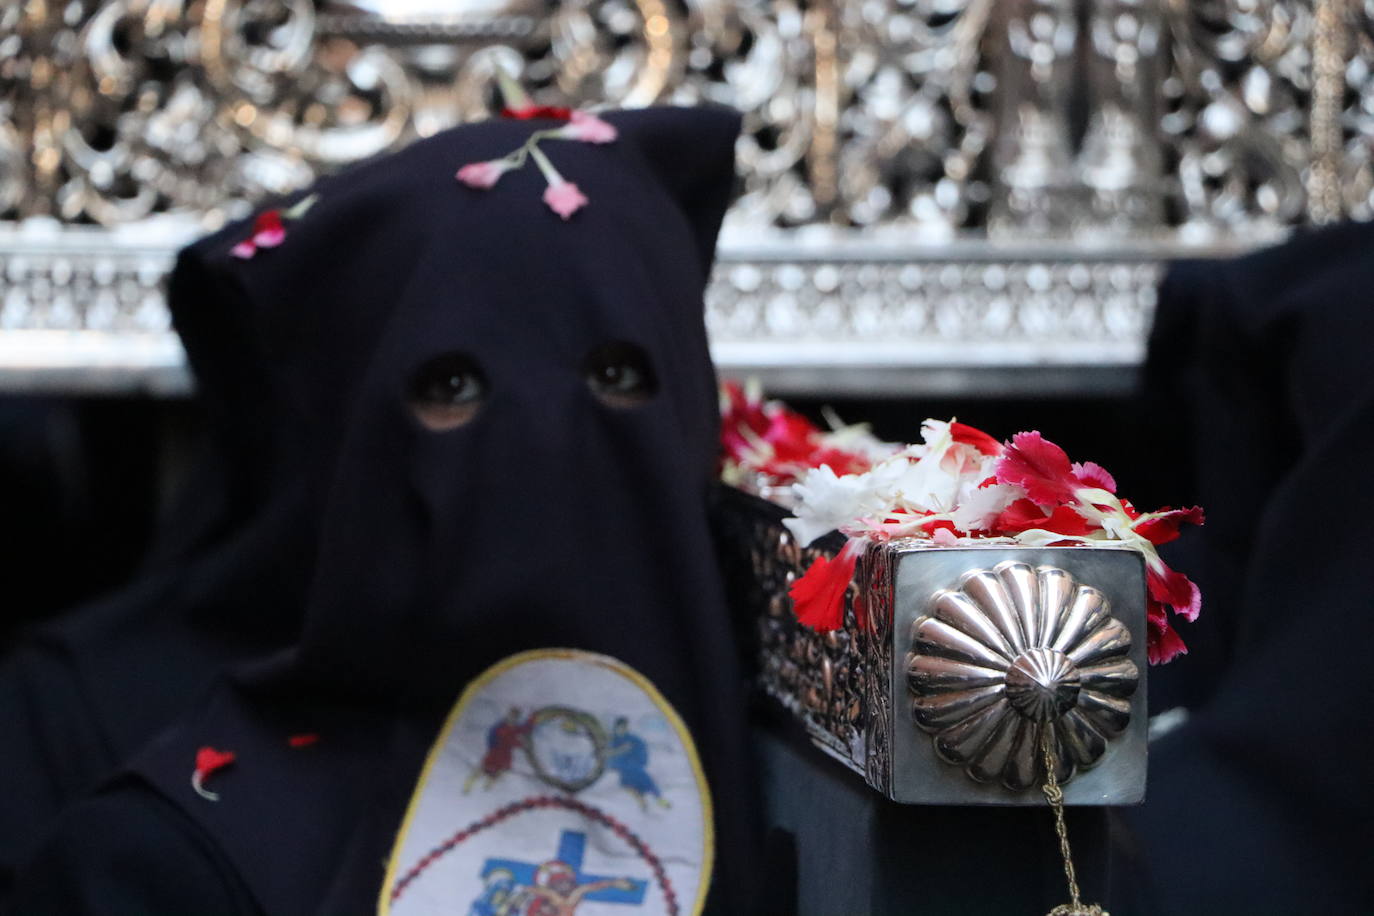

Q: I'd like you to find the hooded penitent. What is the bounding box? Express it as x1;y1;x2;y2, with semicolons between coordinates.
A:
0;178;392;886
8;107;760;914
1115;222;1374;913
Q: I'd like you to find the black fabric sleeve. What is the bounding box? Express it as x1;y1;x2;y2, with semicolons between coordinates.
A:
5;786;259;916
0;647;113;897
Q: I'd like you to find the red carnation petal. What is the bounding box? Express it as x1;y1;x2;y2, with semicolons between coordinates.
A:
1072;461;1117;494
253;210;284;235
765;410;822;463
993;498;1045;532
811;447;871;476
1134;506;1205;546
719;380;771;457
1147;607;1189;665
951;422;1004;456
993;498;1095;537
194;746;236;777
920;518;966;538
501;105;573;121
995;431;1078;508
789;541;861;633
1147;562;1202;622
720;379;747;414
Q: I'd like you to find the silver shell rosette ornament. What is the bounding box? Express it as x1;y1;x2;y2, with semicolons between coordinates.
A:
908;561;1139;791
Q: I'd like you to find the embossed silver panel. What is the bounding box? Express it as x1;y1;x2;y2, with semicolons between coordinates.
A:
898;550;1145;803
888;544;1147;805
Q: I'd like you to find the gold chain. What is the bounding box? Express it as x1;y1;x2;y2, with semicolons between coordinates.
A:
1308;0;1349;224
1040;728;1107;916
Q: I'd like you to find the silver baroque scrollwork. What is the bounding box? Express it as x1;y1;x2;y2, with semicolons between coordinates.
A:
751;518;871;777
0;0;1369;233
858;538;893;795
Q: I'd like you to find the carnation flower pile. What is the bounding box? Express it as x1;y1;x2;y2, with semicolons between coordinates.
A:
720;381;1202;665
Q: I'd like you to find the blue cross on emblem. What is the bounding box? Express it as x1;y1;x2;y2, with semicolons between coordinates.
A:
480;830;648;907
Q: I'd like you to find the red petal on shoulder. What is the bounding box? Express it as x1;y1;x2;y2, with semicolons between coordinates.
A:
789;542;861;633
194;747;236;777
995;431;1078;507
951;422;1004;456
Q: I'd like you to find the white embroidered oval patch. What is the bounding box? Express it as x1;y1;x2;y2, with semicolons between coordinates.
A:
379;649;714;916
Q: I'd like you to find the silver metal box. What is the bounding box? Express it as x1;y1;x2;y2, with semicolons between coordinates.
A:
734;493;1148;807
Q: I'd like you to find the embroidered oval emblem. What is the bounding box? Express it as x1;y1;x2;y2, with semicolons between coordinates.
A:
379;649;714;916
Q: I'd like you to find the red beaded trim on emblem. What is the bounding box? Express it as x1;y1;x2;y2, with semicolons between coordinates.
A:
388;795;680;914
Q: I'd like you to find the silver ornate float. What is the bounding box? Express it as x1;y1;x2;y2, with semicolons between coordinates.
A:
722;490;1148;805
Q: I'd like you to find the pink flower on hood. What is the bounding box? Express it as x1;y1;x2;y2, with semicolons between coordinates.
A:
559;110;618;144
456;159;516;190
542;181;589;220
230;209;287;259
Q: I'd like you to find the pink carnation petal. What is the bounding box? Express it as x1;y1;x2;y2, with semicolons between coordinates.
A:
230;240;257;259
543;181;588;220
456;160;509;190
995;431;1079;508
253;226;286;248
250;210;286;249
1072;460;1117;494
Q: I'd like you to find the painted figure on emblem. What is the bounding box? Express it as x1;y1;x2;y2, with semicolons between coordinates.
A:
525;860;637;916
606;717;670;811
465;707;532;793
6;105;762;915
466;868;519;916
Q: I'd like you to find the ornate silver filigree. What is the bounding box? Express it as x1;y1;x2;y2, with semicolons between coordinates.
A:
908;561;1139;790
1;0;1370;231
